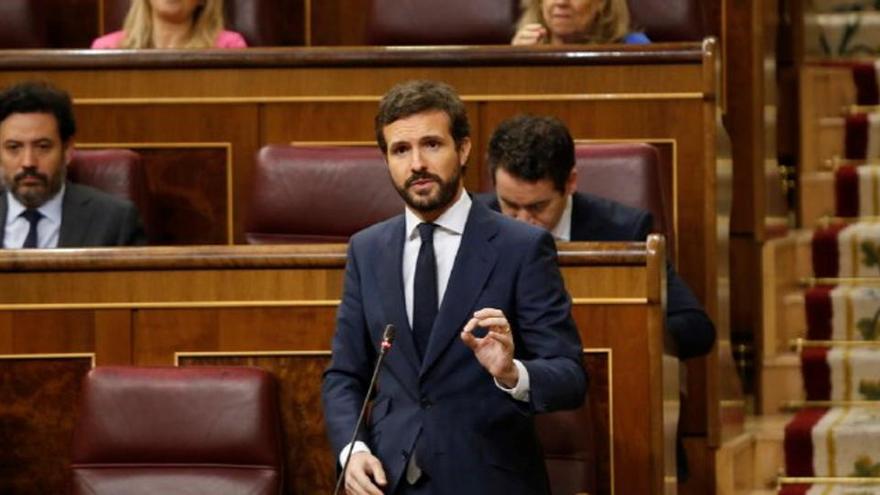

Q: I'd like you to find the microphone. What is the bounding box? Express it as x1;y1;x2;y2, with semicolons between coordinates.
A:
332;324;396;495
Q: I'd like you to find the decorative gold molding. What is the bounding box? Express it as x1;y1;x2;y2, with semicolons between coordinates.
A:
801;277;880;287
77;141;235;244
0;352;95;367
791;338;880;351
73;93;705;106
783;400;880;410
175;349;331;366
580;347;614;495
0;300;340;311
779;476;880;485
572;297;649;305
290;141;377;147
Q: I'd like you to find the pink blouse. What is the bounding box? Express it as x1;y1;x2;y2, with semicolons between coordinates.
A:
91;30;248;49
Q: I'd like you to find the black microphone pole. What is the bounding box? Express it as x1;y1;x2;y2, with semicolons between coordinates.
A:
332;324;396;495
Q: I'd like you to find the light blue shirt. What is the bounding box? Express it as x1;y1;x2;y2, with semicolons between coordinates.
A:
4;185;65;248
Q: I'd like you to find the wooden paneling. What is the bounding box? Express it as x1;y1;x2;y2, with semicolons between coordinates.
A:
0;356;93;495
0;240;671;495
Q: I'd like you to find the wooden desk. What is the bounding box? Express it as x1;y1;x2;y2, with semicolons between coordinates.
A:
0;238;672;495
0;46;720;452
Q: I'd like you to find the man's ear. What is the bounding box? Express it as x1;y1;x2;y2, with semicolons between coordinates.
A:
457;137;472;166
63;139;75;167
564;167;578;196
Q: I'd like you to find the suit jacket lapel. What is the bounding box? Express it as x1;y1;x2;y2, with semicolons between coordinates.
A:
421;202;498;377
570;192;599;241
58;183;91;247
376;217;421;377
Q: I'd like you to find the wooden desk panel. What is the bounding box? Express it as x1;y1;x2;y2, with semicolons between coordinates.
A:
0;240;670;495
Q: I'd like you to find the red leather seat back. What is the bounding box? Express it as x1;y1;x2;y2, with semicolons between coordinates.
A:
245;145;404;244
70;366;283;495
0;0;48;48
627;0;710;41
575;142;673;256
366;0;519;45
67;149;155;242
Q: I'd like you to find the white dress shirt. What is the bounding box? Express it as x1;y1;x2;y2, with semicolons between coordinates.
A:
4;186;65;248
550;194;574;242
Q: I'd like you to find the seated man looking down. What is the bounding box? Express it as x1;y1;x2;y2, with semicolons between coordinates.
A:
0;82;146;248
479;114;715;359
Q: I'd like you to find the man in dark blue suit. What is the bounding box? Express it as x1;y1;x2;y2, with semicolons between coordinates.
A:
479;115;715;360
479;114;714;482
321;82;587;495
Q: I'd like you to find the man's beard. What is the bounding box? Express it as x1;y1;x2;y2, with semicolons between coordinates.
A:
7;167;64;208
395;166;461;214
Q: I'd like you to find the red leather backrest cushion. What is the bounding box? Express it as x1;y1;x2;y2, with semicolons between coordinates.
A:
246;145;404;244
71;366;282;466
0;0;49;48
627;0;710;41
575;143;673;253
67;149;155;240
367;0;518;45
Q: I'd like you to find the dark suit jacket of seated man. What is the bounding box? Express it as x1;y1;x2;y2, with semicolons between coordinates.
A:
480;114;714;361
0;182;145;247
321;81;586;495
478;190;714;359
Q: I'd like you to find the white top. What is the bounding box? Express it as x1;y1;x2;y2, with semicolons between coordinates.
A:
4;185;65;248
551;194;574;242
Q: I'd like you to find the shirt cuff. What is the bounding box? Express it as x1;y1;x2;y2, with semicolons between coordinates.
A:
494;359;530;402
339;440;371;467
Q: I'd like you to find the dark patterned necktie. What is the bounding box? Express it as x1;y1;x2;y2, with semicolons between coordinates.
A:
21;209;43;248
412;223;438;359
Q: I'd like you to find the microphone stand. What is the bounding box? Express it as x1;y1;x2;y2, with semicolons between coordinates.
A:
332;324;396;495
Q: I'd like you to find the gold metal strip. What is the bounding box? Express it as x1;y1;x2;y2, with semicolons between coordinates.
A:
846;286;854;341
0;300;341;311
175;349;331;365
77;141;235;244
801;277;880;287
844;347;853;401
852;232;859;278
571;298;649;305
792;339;880;349
290;141;377;147
873;167;880;215
827;407;850;477
783;400;880;409
73;93;705;106
779;476;880;485
0;352;96;368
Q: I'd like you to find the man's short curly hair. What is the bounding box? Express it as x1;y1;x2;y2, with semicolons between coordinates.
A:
487;115;574;193
0;81;76;143
375;80;470;153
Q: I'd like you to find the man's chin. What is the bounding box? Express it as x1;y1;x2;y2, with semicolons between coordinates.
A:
13;187;50;209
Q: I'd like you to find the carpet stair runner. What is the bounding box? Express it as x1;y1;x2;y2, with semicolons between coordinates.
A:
779;46;880;491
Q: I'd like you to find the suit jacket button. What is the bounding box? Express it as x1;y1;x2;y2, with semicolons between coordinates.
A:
420;397;432;409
